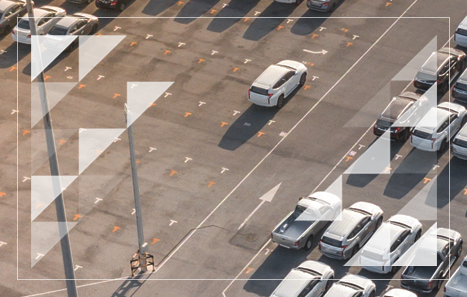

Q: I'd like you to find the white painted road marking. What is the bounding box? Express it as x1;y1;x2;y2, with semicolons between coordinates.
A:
303;49;328;55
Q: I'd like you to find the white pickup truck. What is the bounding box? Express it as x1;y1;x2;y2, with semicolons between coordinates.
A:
444;255;467;297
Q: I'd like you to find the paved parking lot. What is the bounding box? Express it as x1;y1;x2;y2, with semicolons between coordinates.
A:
0;0;466;296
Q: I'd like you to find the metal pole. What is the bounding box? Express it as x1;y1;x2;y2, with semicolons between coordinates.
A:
25;1;78;296
124;105;147;272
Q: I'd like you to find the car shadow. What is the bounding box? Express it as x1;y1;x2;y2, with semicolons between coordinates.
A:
290;8;329;36
206;0;260;33
174;0;221;24
218;86;300;151
243;225;329;296
346;137;406;188
142;0;179;16
58;1;92;14
243;1;297;41
0;42;29;69
429;157;467;209
383;148;443;199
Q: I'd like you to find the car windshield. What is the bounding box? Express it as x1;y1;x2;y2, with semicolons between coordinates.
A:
17;19;30;30
455;82;467;92
463;261;467;267
48;26;68;35
453;137;467;148
321;236;342;247
376;119;392;128
0;13;3;20
250;86;269;95
457;28;467;37
412;129;432;139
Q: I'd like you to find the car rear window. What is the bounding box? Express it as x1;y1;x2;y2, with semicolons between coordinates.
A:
412;129;432;139
48;26;68;35
321;236;342;247
362;249;384;260
457;28;467;37
417;72;437;81
376;119;392;128
453;137;467;148
17;19;30;30
0;13;3;20
250;86;269;95
454;82;467;92
463;260;467;268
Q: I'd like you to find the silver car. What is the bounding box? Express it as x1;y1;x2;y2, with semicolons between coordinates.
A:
270;261;334;297
323;274;376;297
452;123;467;160
306;0;342;12
319;202;383;260
454;16;467;48
0;0;29;35
248;60;307;108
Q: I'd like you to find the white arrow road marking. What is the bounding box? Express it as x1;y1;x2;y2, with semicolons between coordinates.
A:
303;49;328;55
237;183;281;230
319;27;326;31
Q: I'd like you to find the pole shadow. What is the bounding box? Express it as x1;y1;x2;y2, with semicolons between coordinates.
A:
429;157;467;209
206;0;260;33
242;2;297;41
142;0;179;16
0;42;29;69
290;9;328;36
111;272;151;297
174;0;221;24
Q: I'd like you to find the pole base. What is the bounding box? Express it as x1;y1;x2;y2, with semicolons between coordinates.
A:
130;250;155;277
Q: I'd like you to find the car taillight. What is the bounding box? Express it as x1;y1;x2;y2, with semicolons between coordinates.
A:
341;245;347;257
248;89;251;99
431;138;437;149
268;94;273;105
437;79;440;83
427;280;433;288
270;232;273;239
111;0;117;5
318;241;322;250
27;34;31;38
12;30;15;35
295;240;300;246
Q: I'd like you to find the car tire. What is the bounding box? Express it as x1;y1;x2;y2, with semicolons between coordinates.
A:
119;2;126;11
276;94;285;109
351;246;358;257
3;25;11;35
391;262;398;274
376;217;383;228
87;0;92;3
369;291;375;297
305;236;313;250
325;276;333;291
439;138;448;152
91;24;98;34
299;73;307;86
415;230;422;241
441;81;449;93
296;0;303;5
401;129;410;142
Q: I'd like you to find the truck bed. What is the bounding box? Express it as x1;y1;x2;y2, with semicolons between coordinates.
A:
447;271;467;294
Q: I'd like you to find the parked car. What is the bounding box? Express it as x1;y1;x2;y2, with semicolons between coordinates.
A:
410;102;467;152
452;123;467;160
95;0;131;11
373;92;429;141
401;228;463;294
66;0;93;4
274;0;304;5
12;6;65;44
444;255;467;297
271;192;341;250
306;0;341;12
379;287;417;297
248;60;307;108
413;47;466;93
0;0;29;35
452;68;467;102
454;16;467;48
46;13;98;51
323;274;376;297
319;202;383;260
270;261;334;297
360;215;422;274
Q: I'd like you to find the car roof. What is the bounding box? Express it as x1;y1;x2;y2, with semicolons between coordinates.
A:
384;288;417;297
415;107;450;131
455;122;467;140
325;284;357;297
420;52;450;73
325;209;365;237
364;223;404;251
381;96;416;121
253;65;290;88
340;274;373;289
54;16;79;28
272;269;315;297
458;68;467;83
437;228;461;241
0;0;17;11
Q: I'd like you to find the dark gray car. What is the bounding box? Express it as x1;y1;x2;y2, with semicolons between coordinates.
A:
0;0;29;35
452;68;467;102
306;0;342;12
47;13;99;51
66;0;93;4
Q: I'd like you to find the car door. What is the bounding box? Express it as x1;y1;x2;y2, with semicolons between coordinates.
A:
297;279;319;297
37;16;49;34
357;217;372;245
10;4;23;26
40;14;54;34
282;71;296;96
75;20;88;35
2;6;13;26
449;57;459;78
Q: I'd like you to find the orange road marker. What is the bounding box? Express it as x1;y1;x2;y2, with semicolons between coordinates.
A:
78;84;86;89
243;18;249;22
177;1;183;5
58;140;66;145
10;66;16;72
136;160;141;164
464;189;467;195
35;203;42;209
150;102;156;107
44;75;51;81
345;156;353;162
233;67;239;72
73;214;81;221
23;130;30;136
384;167;392;173
257;132;265;137
170;170;177;177
164;50;171;55
210;9;217;14
112;226;121;233
0;192;6;197
277;25;284;31
385;2;391;6
341;28;349;32
423;177;431;184
152;238;160;244
220;122;228;127
130;42;137;46
304;85;310;90
96;149;102;155
208;181;215;187
198;58;205;63
113;93;121;99
185;112;192;117
245;267;254;274
311;33;318;39
346;42;353;47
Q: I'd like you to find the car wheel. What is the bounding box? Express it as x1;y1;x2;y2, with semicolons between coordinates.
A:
91;24;98;34
376;217;383;228
441;81;449;93
299;73;307;86
439;138;448;152
296;0;303;5
276;94;285;109
369;291;375;297
330;3;336;11
305;236;313;250
351;246;358;257
391;262;398;274
401;129;410;142
87;0;92;3
3;25;11;35
325;276;333;291
415;230;422;242
119;2;126;11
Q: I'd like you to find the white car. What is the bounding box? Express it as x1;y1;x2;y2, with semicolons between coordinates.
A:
270;261;334;297
323;274;376;297
452;123;467;160
379;288;417;297
274;0;304;5
454;16;467;48
248;60;307;108
360;215;422;274
12;6;65;44
410;102;467;152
